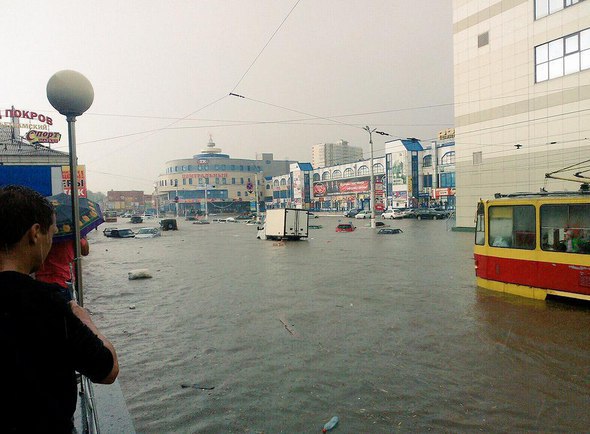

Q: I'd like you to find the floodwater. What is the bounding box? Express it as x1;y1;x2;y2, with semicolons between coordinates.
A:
83;216;590;433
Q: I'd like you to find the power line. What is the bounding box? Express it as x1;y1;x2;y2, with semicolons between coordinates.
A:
231;0;302;93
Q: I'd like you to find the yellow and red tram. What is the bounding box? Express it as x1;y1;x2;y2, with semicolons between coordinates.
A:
474;189;590;300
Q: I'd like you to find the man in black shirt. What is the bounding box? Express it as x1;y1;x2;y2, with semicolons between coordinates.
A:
0;185;119;433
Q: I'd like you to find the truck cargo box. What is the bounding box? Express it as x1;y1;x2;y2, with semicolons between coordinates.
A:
258;208;309;240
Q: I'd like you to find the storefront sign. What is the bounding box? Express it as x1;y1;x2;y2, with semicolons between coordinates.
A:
0;108;53;125
26;130;61;144
438;128;455;140
182;172;228;179
61;165;87;198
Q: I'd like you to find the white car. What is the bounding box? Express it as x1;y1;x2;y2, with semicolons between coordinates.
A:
134;227;161;238
354;210;372;219
382;209;406;219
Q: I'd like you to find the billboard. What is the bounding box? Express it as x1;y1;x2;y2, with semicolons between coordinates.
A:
62;165;87;198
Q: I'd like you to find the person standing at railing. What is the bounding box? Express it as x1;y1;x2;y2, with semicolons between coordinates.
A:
35;237;89;301
0;185;118;434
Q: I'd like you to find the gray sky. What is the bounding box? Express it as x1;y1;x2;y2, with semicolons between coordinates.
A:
2;0;454;193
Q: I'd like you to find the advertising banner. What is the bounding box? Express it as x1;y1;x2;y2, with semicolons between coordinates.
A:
61;165;87;198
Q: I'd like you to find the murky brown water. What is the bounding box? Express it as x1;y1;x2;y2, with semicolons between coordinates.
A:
83;216;590;432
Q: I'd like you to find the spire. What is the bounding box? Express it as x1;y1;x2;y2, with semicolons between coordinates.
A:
201;134;222;154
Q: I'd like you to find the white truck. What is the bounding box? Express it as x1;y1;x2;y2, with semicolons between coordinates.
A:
257;208;309;241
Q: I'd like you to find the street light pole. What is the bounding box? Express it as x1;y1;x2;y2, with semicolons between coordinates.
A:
204;183;209;220
175;180;179;217
46;70;94;307
255;172;262;223
364;126;377;229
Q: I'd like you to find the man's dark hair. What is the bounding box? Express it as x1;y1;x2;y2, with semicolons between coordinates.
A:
0;185;54;249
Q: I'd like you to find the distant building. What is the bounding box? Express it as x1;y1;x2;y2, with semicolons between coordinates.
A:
156;137;296;214
311;140;363;168
453;0;590;228
106;190;145;212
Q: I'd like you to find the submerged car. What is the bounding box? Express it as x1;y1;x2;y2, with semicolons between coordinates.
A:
343;209;361;218
378;228;403;234
382;209;408;219
412;208;450;220
103;228;135;238
130;216;143;224
135;227;161;238
336;223;356;232
354;210;372;219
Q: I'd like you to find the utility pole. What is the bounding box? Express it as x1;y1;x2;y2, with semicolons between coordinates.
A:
364;126;377;229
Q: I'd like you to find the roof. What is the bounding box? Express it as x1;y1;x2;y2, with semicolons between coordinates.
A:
0;126;68;157
400;139;424;152
297;162;314;171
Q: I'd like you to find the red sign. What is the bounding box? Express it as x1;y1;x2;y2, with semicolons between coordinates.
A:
62;165;87;198
375;203;385;211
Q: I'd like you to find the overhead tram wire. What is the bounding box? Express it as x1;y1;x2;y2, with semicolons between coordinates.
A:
230;0;302;93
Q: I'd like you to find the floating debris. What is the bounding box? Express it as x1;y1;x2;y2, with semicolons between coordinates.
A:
322;416;339;432
180;384;215;390
128;269;152;280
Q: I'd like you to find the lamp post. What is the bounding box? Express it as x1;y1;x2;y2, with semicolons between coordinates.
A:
46;70;94;307
363;126;377;228
204;183;209;220
174;179;179;217
154;182;160;218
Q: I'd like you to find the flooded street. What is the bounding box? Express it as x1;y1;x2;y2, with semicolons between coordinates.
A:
83;216;590;432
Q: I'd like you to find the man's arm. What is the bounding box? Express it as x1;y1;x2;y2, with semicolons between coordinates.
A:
69;301;119;384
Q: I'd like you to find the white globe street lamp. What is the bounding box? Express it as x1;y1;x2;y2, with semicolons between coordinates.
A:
47;70;94;307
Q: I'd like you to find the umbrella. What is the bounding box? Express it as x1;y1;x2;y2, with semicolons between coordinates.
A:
46;193;104;240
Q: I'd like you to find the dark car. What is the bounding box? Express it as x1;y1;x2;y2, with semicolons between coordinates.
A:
160;218;178;231
343;209;362;218
412;208;450;220
130;216;143;224
103;228;135;238
378;228;403;234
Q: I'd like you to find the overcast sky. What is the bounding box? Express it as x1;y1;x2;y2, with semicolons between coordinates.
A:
2;0;454;193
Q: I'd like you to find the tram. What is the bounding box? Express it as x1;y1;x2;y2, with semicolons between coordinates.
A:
474;186;590;301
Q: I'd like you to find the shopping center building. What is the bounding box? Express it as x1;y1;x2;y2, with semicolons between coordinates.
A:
155;137;296;214
453;0;590;228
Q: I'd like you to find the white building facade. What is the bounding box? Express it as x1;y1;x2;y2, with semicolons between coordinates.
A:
453;0;590;228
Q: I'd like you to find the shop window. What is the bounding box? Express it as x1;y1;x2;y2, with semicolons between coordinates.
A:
541;204;590;253
423;155;432;168
489;205;536;249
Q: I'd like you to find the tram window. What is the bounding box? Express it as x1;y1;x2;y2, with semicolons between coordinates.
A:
541;204;590;254
475;202;485;245
489;205;535;249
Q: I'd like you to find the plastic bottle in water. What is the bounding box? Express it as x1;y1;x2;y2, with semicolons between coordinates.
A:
322;416;339;432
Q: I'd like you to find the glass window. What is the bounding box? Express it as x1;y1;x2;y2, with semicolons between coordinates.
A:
237;191;241;197
189;178;193;185
535;27;590;82
541;204;590;253
548;39;563;60
332;170;342;179
475;202;485;245
564;52;580;74
441;151;455;165
373;163;385;174
322;171;330;180
240;178;244;184
313;173;320;181
549;0;564;14
549;58;564;79
222;178;227;184
232;178;236;184
343;168;354;177
565;34;579;53
536;63;549;82
535;0;549;18
182;178;186;185
423;155;432;167
536;44;549;63
358;166;369;176
489;205;536;250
